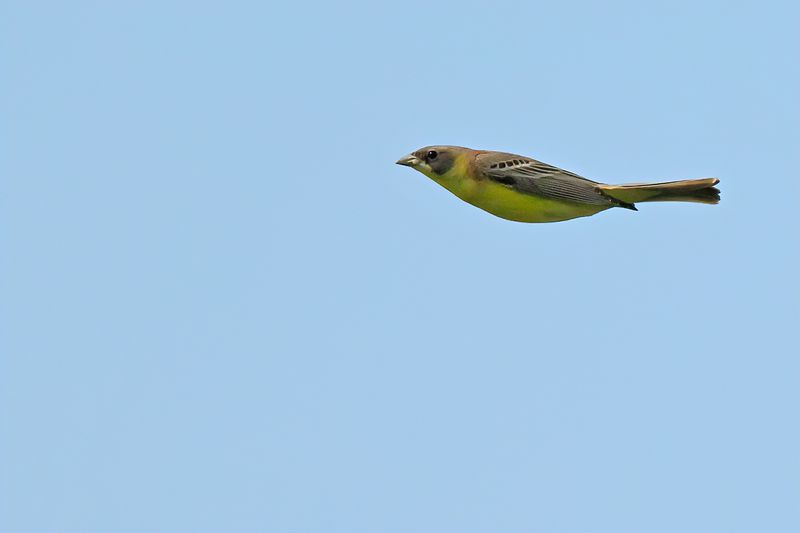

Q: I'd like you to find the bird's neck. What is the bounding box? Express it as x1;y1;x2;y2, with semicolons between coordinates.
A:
426;155;479;201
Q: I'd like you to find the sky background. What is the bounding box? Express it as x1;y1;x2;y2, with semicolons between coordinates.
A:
2;1;799;532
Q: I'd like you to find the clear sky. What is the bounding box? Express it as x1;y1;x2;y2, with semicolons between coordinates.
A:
2;1;799;532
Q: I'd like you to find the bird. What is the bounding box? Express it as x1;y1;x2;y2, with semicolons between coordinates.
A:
396;146;720;223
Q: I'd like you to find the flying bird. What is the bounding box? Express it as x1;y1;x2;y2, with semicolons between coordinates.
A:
396;146;720;223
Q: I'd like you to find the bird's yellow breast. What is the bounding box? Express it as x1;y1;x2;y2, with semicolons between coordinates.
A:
422;159;609;223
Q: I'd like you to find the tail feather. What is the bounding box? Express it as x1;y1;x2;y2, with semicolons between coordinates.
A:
600;178;720;205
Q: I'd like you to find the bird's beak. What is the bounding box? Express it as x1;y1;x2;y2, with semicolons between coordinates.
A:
396;154;420;167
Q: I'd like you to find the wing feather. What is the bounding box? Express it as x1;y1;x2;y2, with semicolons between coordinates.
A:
477;152;631;208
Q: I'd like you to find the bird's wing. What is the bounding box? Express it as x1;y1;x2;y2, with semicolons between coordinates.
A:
476;152;630;208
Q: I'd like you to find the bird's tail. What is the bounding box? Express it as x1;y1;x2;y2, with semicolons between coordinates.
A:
599;178;720;205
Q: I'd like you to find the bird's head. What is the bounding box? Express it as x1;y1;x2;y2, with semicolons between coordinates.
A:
395;146;471;179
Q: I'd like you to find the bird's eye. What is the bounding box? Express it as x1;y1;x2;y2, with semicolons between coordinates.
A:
427;150;438;160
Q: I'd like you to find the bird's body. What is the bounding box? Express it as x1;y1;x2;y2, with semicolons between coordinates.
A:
396;146;720;223
423;153;608;223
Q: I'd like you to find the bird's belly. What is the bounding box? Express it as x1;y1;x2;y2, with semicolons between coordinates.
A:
461;181;609;223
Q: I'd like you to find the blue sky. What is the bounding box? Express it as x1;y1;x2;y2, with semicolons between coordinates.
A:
2;1;798;531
